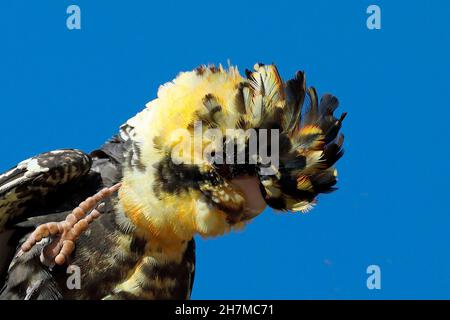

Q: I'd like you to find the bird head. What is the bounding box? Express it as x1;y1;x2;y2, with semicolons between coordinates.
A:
117;63;345;242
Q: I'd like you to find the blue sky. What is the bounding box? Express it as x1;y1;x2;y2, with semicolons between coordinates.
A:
1;0;449;299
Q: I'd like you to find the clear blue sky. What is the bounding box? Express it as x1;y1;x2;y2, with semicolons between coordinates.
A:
1;0;449;299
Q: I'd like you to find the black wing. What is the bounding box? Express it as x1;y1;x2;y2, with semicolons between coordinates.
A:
0;149;92;231
0;135;129;291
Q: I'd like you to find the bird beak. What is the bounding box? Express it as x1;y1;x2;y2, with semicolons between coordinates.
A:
230;176;267;221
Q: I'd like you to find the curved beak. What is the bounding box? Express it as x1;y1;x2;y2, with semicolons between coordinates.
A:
230;176;267;221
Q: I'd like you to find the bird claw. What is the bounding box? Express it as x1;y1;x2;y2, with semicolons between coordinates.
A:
21;183;121;266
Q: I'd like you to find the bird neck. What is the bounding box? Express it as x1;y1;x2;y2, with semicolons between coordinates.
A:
116;175;198;247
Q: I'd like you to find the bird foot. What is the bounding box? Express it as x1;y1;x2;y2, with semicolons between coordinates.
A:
21;183;121;266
